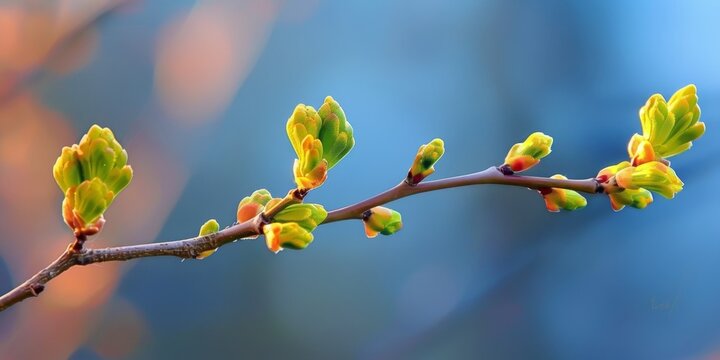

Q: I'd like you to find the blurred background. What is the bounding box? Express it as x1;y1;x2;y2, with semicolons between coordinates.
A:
0;0;719;358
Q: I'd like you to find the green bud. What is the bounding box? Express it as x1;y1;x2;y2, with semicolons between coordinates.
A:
660;122;705;158
273;203;327;232
61;178;114;235
293;136;328;191
82;125;127;165
596;161;654;211
615;161;683;199
105;166;133;195
363;206;403;238
74;178;114;225
608;188;653;211
504;132;553;172
638;85;705;158
286;104;322;160
52;124;133;193
317;96;355;169
82;138;113;180
197;219;220;259
240;189;273;207
76;125;130;182
285;97;354;191
199;219;219;236
53;124;133;237
640;94;674;146
408;138;445;184
263;222;314;253
541;175;587;212
53;146;82;193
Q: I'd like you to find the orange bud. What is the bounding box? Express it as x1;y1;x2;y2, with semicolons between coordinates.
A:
629;138;658;166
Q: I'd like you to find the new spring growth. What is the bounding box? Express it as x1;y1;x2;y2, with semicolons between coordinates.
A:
272;204;327;232
318;96;355;169
628;84;705;163
627;134;657;166
238;188;326;253
263;223;314;254
615;161;684;199
595;85;704;211
540;175;587;212
407;138;445;185
61;178;112;236
14;86;712;314
53;125;133;237
596;162;653;211
236;189;272;239
503;132;553;172
287;97;355;192
362;207;403;238
196;219;220;259
293;137;328;191
261;202;326;253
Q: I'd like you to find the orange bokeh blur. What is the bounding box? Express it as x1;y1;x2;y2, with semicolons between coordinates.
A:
154;0;278;125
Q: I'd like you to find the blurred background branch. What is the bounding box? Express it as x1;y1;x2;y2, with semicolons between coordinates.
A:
0;0;127;104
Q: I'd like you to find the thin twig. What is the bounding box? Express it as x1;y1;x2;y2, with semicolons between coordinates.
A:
0;216;262;312
0;167;601;312
324;167;600;223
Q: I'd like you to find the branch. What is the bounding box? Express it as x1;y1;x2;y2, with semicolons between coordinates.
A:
0;215;263;311
0;167;601;312
325;166;600;223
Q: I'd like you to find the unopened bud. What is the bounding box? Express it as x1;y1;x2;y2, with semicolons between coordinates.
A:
363;207;403;238
540;175;587;212
196;219;220;259
615;161;683;199
317;96;355;169
503;132;552;172
407;138;445;185
263;222;314;253
273;204;327;232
